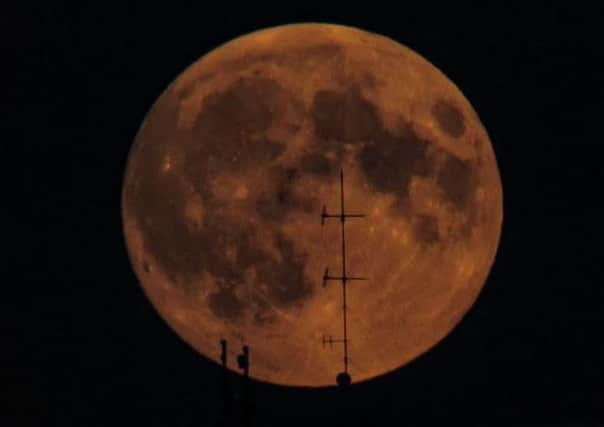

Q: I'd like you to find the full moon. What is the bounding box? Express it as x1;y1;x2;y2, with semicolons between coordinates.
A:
122;23;503;387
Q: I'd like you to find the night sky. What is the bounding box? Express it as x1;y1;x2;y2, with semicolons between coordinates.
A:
9;4;603;426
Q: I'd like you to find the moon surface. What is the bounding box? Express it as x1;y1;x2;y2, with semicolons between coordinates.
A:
122;23;503;387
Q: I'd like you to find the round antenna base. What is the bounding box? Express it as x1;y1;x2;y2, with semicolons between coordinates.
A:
336;372;351;387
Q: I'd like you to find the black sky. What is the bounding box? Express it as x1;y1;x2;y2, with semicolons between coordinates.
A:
8;4;603;426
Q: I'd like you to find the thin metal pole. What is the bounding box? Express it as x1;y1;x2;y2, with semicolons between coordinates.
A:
340;170;348;374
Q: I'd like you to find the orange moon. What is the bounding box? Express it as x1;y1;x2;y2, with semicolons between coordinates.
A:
122;23;503;387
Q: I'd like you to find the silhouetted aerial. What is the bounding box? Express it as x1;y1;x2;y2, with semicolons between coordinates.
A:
321;169;369;387
216;340;253;426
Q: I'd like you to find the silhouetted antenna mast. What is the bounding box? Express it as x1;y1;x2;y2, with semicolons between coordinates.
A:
321;169;368;387
216;340;252;427
216;339;230;427
221;339;228;369
237;345;250;378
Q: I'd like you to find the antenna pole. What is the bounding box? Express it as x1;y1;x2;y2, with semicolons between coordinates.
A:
321;169;368;387
217;339;230;426
339;170;349;375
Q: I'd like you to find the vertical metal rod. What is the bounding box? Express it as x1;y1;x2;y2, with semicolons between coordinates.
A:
220;339;227;368
340;169;348;374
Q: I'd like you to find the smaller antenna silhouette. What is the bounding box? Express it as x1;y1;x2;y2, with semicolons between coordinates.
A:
237;345;250;377
321;169;368;387
216;340;252;427
216;339;230;427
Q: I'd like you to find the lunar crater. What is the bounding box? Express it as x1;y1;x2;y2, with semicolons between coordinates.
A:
436;155;479;209
311;87;382;143
412;214;441;245
431;99;466;138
